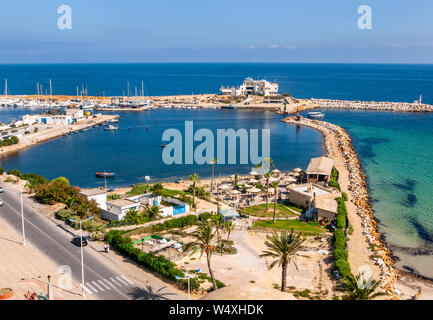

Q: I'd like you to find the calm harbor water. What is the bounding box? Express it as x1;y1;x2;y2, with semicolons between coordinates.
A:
0;63;433;278
0;108;323;187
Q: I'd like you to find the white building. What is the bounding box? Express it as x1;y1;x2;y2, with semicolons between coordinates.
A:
79;188;107;210
65;109;84;121
104;199;141;221
220;78;278;96
22;114;72;126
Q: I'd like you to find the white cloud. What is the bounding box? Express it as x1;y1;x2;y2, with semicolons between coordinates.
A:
269;44;279;49
285;45;296;50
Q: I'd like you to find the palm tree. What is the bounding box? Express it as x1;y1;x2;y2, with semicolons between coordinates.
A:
224;221;235;241
146;205;160;220
186;220;218;290
211;214;225;248
189;173;199;209
264;171;271;211
270;181;279;223
343;273;387;300
210;158;216;193
260;230;306;292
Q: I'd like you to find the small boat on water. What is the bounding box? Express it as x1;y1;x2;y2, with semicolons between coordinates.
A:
104;125;118;131
308;111;325;119
160;143;167;148
95;172;115;178
221;105;235;110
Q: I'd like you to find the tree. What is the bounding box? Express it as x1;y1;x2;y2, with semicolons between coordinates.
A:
189;173;199;209
125;208;140;224
211;214;225;248
270;181;279;223
146;205;160;220
260;230;306;292
210;158;216;193
343;273;387;300
264;171;271;211
224;221;235;241
52;176;70;187
186;220;218;290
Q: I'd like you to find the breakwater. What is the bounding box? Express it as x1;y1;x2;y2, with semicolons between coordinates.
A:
282;116;399;298
311;98;433;112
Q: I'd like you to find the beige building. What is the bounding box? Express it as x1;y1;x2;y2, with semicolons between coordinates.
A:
305;157;333;184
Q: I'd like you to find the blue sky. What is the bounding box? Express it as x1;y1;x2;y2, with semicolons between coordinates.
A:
1;0;432;63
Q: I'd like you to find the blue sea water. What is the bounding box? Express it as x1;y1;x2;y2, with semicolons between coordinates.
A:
1;63;433;277
1;63;433;104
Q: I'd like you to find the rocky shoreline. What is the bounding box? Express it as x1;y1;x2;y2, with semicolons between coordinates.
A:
282;116;399;298
311;98;433;112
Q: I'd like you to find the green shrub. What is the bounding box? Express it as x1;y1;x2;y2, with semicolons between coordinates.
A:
56;208;75;221
0;167;4;174
152;214;197;232
341;192;348;201
334;229;347;250
52;176;70;186
7;169;21;177
334;248;348;261
335;259;352;279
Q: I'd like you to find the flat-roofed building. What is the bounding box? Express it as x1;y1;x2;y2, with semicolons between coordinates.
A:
103;199;141;221
305;157;334;184
79;188;107;210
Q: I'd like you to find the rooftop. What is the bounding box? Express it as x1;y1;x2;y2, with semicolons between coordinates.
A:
290;184;332;197
306;157;333;176
79;188;106;197
314;197;338;213
107;199;139;207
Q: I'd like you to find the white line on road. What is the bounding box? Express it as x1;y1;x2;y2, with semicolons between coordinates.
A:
116;276;129;286
91;281;105;292
121;275;134;285
103;278;117;289
110;277;122;287
98;279;111;290
85;283;98;294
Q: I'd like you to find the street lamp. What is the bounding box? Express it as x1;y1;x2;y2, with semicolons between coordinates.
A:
20;184;26;246
47;275;53;300
69;216;93;297
176;269;200;300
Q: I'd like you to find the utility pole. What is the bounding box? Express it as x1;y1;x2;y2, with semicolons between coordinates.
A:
69;216;93;297
21;185;26;245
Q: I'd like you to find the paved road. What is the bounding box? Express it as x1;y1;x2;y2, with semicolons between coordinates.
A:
0;187;179;300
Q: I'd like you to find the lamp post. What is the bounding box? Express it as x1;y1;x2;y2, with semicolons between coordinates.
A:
176;269;200;300
47;275;53;300
69;216;93;297
20;184;26;246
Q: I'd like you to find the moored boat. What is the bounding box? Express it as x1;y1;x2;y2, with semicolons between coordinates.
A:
95;172;115;178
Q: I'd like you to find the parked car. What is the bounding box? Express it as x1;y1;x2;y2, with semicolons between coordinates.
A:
0;186;4;193
0;199;3;206
11;129;18;133
24;130;31;135
175;178;182;183
71;236;88;247
1;131;8;136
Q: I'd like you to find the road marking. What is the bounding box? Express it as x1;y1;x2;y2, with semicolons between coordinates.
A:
98;279;111;290
85;282;98;294
103;278;117;289
91;281;105;292
110;277;122;287
120;275;134;285
116;276;129;286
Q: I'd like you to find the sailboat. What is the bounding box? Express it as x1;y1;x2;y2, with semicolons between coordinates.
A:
104;124;118;131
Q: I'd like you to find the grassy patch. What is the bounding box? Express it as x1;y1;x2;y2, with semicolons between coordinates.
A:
244;203;298;218
253;219;326;235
